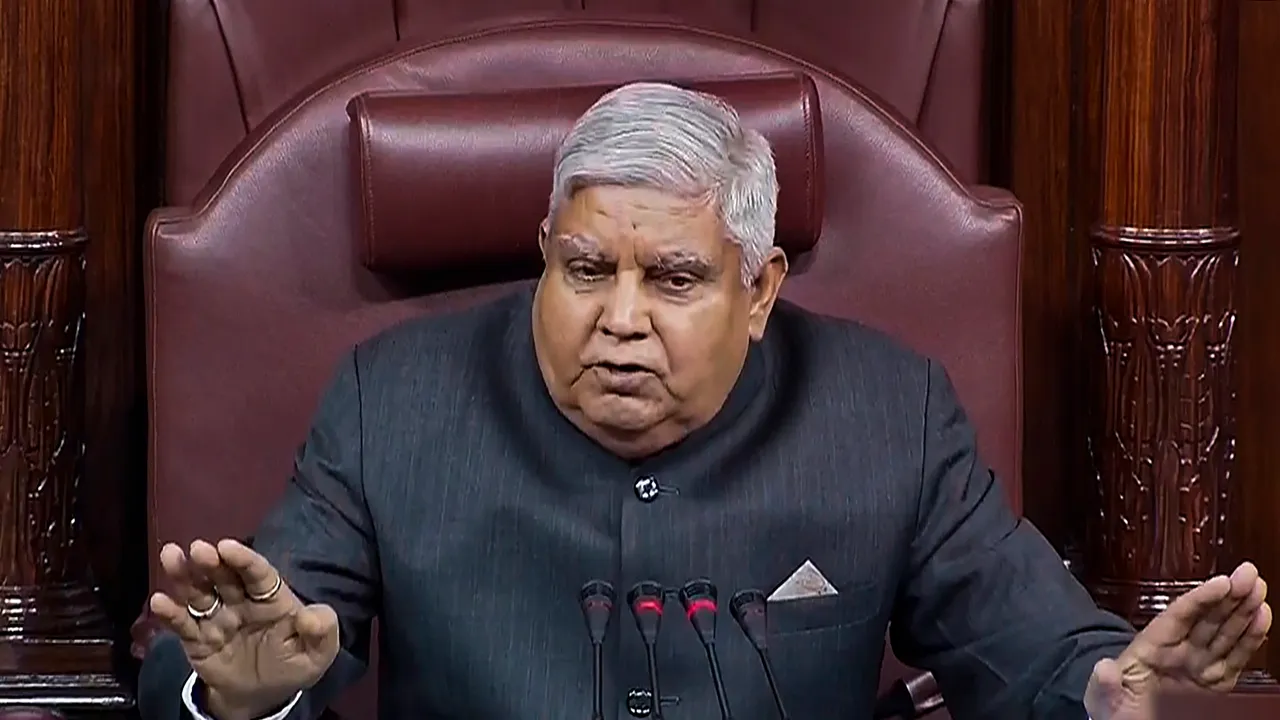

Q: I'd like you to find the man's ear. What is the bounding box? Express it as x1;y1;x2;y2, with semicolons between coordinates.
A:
747;247;789;341
538;219;550;260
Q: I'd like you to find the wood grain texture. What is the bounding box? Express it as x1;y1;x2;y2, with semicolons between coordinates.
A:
1082;0;1242;627
0;0;135;713
1237;0;1280;677
999;0;1080;554
0;0;80;229
1007;0;1280;699
80;0;150;658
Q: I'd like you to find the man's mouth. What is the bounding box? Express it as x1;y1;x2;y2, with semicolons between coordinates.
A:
595;362;651;375
591;362;654;392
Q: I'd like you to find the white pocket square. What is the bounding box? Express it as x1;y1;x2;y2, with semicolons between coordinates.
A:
767;559;839;601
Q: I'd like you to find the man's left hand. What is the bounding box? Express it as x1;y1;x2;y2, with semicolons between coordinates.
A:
1084;561;1272;720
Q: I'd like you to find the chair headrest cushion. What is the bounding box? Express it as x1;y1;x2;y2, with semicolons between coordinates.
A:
348;72;824;275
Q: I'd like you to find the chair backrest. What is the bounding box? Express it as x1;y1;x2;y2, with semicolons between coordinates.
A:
164;0;988;204
143;18;1021;717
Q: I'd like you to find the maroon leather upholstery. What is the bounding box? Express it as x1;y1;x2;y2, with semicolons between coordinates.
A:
142;18;1021;718
165;0;988;204
350;75;823;275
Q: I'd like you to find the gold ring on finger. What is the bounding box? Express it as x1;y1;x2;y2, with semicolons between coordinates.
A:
247;574;283;603
186;592;223;620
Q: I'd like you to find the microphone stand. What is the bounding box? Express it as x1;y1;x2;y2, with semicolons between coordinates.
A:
579;580;616;720
628;581;668;720
730;589;790;720
680;579;733;720
592;643;604;719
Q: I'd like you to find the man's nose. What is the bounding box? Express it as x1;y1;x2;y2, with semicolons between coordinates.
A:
599;275;649;339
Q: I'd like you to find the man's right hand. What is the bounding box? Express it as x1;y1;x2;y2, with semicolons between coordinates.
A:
149;539;341;719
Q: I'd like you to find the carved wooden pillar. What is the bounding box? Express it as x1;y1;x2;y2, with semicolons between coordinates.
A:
1084;0;1242;627
0;1;130;714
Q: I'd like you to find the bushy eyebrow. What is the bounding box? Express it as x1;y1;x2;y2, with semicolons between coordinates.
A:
551;233;606;260
651;249;715;276
551;233;718;277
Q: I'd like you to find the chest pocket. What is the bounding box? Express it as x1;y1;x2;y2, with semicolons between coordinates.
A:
766;582;883;635
762;584;886;719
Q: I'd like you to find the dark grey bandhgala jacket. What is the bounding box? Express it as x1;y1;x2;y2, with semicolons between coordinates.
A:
139;288;1134;719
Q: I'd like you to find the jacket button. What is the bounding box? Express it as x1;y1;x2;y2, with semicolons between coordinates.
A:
633;476;660;502
626;687;652;717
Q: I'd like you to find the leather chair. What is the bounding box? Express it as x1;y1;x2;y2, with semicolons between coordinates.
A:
137;18;1021;719
164;0;988;205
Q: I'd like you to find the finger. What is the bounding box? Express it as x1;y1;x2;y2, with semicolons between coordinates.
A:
149;591;202;644
188;539;246;604
1229;562;1261;601
1207;578;1268;660
293;603;340;646
1201;603;1271;688
1187;592;1245;649
159;543;218;611
1187;567;1256;648
1225;604;1273;670
1142;574;1232;648
217;539;294;602
182;543;222;613
1187;565;1260;649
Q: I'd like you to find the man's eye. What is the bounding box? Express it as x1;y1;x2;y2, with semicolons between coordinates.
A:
567;264;606;282
659;274;697;292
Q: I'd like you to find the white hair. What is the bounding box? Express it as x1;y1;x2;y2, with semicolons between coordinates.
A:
548;82;778;285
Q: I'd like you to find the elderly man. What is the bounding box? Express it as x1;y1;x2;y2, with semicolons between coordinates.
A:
138;82;1269;720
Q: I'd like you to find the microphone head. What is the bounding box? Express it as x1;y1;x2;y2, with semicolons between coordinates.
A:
579;580;615;645
626;581;665;644
729;588;769;650
678;579;719;644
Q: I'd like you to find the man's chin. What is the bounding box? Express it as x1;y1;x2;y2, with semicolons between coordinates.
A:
580;395;665;434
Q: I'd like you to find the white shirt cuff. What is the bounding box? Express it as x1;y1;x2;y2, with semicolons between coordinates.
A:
181;671;303;720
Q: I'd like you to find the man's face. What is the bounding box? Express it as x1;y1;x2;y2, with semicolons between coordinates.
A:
532;185;786;458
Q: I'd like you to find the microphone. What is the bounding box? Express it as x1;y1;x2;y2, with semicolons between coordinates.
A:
678;579;733;720
730;589;790;720
579;580;615;720
627;581;667;720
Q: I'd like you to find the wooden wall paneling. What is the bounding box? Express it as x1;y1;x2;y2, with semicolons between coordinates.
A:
1001;0;1081;556
81;0;152;682
1005;0;1280;701
0;0;140;715
1081;0;1242;626
1237;0;1280;679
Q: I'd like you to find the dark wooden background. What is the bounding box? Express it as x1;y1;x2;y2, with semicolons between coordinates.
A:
997;0;1280;679
0;0;1278;715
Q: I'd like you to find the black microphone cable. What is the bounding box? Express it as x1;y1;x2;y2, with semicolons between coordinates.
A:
627;581;668;720
578;580;616;720
679;579;734;720
730;589;790;720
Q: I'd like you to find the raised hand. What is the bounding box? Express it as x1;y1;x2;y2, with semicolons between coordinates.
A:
1084;561;1272;720
149;539;341;718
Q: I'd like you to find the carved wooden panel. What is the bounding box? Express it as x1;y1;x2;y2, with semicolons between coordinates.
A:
0;233;127;706
1087;227;1239;623
0;233;93;621
0;0;135;712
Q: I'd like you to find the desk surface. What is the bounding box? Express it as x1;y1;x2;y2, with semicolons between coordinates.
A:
1157;688;1280;718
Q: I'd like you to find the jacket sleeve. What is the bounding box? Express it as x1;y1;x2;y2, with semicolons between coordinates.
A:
889;360;1135;719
